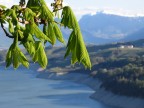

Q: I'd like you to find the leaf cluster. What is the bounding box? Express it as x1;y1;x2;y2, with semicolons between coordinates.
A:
0;0;91;69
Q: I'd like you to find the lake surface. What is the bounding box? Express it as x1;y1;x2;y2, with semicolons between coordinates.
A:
0;66;113;108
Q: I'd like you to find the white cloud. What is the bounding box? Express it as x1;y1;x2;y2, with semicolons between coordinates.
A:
1;1;144;20
102;8;144;17
72;7;144;20
0;0;19;8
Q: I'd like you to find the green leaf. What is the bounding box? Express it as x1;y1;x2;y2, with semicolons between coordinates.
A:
38;43;48;68
47;22;56;45
64;31;75;58
18;30;24;39
32;52;38;62
8;19;14;34
27;0;53;21
22;8;36;22
13;33;19;48
53;23;65;43
43;24;48;36
61;6;91;69
13;49;19;69
32;42;40;62
11;5;21;12
29;42;35;55
4;9;18;25
19;51;29;68
11;9;18;25
27;23;51;42
26;0;40;11
39;0;53;21
61;6;79;29
20;26;25;31
23;41;35;56
4;9;12;17
32;41;48;69
27;34;34;42
68;31;78;64
0;5;6;9
65;30;91;69
6;46;13;68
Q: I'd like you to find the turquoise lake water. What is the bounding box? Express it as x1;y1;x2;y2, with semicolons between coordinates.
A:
0;67;113;108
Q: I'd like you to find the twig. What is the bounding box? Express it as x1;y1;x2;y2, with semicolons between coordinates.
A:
53;8;63;12
0;22;14;38
1;22;23;41
54;20;63;26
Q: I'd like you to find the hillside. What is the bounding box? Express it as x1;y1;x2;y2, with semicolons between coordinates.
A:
123;28;144;41
1;39;144;98
41;40;144;98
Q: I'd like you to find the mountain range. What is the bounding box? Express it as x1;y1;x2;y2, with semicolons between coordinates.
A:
78;12;144;44
122;28;144;41
1;12;144;47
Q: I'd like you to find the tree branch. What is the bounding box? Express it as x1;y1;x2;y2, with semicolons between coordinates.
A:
53;7;63;12
54;20;63;26
0;22;14;38
19;0;26;7
1;22;23;41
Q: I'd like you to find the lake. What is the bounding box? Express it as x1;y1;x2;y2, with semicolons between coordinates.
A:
0;66;113;108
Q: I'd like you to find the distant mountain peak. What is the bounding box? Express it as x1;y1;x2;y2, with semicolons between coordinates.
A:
85;10;144;19
83;12;144;19
78;13;144;44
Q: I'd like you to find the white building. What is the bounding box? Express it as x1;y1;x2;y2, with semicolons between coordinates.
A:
119;45;134;49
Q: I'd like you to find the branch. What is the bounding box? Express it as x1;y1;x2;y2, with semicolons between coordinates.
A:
0;22;14;38
1;22;23;41
53;7;63;12
19;0;26;7
54;20;63;26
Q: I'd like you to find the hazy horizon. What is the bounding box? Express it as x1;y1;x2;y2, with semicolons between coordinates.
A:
1;0;144;20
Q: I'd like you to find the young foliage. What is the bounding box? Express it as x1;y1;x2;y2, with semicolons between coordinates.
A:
53;23;65;43
32;41;48;69
0;0;91;69
61;6;79;29
6;35;29;69
61;6;91;69
0;5;6;9
47;22;57;45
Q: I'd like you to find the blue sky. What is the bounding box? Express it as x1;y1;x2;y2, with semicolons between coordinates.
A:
1;0;144;19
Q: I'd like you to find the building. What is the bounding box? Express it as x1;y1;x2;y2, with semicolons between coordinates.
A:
119;45;134;49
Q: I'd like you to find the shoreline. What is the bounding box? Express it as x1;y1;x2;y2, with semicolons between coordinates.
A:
37;71;144;108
